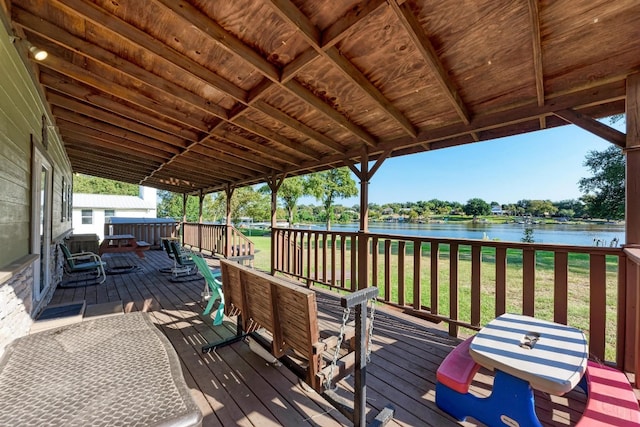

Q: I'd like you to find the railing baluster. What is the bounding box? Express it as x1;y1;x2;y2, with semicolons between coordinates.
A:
471;244;481;327
495;247;506;317
331;233;337;288
523;248;535;316
269;227;625;366
554;251;569;325
431;242;439;316
449;243;459;337
589;253;607;361
384;240;391;303
413;240;422;311
398;240;406;306
351;235;357;291
322;232;327;283
340;236;346;286
372;237;379;290
313;232;319;282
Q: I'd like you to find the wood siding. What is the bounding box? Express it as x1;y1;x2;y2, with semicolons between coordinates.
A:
0;15;72;352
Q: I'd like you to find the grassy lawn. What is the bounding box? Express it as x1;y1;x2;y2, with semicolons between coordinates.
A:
248;235;619;362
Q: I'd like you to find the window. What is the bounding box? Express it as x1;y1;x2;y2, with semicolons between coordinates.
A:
105;209;115;219
81;209;93;224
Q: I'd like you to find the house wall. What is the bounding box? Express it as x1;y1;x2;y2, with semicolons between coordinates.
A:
0;16;73;355
71;207;157;241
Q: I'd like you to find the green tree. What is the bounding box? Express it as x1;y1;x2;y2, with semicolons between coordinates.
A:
463;198;491;217
305;168;358;230
579;145;625;220
521;227;535;243
527;200;557;217
277;176;306;225
73;173;138;195
211;187;270;223
157;191;201;221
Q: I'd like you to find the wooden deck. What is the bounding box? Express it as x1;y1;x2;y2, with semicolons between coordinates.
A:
50;250;587;426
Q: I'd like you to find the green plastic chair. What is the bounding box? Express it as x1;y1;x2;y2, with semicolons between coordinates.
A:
191;253;224;326
59;243;107;284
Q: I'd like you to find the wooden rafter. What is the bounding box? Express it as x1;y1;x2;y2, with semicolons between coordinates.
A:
390;1;469;125
290;84;627;173
527;0;546;129
155;0;378;147
554;109;626;147
268;0;417;138
46;0;325;172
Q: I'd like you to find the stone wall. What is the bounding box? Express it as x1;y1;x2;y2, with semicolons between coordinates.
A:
0;259;34;358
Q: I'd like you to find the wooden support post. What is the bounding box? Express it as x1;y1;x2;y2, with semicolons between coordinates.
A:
353;149;391;291
224;185;234;259
357;148;370;291
626;72;640;378
198;190;204;252
268;174;284;274
181;193;187;246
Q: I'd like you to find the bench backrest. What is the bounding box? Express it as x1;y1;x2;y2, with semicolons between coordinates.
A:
219;260;321;366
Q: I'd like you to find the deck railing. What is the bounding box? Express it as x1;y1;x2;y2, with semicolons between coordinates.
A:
273;227;629;369
182;223;255;262
104;221;178;248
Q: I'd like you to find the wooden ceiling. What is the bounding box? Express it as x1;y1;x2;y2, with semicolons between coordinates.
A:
3;0;639;194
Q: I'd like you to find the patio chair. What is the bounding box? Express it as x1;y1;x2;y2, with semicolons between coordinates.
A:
191;253;224;326
59;243;107;285
168;240;199;282
158;238;177;273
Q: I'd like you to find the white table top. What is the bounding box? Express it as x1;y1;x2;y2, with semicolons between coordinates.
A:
469;313;588;396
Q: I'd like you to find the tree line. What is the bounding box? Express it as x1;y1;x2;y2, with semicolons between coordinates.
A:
76;144;626;226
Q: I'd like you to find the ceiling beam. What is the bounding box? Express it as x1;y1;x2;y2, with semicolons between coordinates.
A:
554;109;626;147
527;0;546;129
41;72;201;142
390;1;470;126
52;0;246;101
282;83;627;175
47;92;191;148
268;0;417;138
215;129;301;166
196;140;282;173
53;109;184;153
61;130;170;162
37;53;210;132
252;100;347;154
155;0;377;147
284;79;377;147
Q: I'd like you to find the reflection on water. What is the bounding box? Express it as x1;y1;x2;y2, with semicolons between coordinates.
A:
308;222;625;247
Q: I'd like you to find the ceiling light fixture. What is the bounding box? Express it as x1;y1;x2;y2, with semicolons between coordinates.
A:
8;35;48;61
27;44;48;61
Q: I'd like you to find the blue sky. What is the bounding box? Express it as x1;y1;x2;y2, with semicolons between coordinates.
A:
301;121;624;207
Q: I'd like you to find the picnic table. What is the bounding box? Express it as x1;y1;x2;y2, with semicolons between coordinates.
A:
99;234;150;258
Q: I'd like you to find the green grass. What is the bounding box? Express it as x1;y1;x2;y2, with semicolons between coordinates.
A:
249;235;619;362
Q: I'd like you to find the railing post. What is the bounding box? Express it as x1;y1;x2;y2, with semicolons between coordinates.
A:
625;72;640;378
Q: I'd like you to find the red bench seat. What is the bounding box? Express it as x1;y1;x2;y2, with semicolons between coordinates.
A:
436;336;481;394
576;361;640;426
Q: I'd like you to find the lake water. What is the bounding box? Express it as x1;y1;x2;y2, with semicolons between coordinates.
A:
302;222;625;247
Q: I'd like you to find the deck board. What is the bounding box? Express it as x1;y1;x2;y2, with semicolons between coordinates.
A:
50;250;588;426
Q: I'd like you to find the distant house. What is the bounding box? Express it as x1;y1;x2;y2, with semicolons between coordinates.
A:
491;205;504;215
72;187;157;240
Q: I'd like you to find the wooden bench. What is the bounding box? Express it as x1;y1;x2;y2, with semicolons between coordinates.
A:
212;260;394;425
216;260;355;392
576;360;640;426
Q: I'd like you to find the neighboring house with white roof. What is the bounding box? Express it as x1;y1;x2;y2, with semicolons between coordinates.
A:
72;187;157;240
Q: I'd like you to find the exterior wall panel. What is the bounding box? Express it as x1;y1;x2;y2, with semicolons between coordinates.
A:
0;17;72;355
